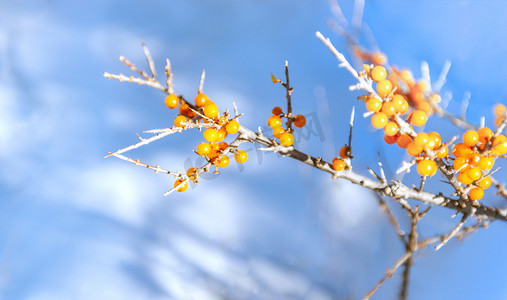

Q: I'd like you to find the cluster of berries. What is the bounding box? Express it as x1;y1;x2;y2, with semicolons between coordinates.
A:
360;60;507;201
164;93;247;192
267;106;306;147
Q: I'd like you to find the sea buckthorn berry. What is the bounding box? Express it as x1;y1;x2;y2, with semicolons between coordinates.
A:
279;132;294;147
174;115;187;127
273;127;285;138
394;134;410;149
384;121;399;137
272;106;283;115
372;52;387;66
435;145;449;158
381;101;397;117
392;95;408;114
371;112;388;129
217;155;230;168
225;120;240;134
477;176;492;189
174;179;188;192
219;142;228;150
469;187;484;201
179;103;196;117
400;69;414;86
467;153;480;165
463;130;479;147
478;127;493;144
492;135;507;155
339;145;350;158
203;128;218;142
417;159;437;176
458;170;473;185
234;150;248;163
427;132;441;150
186;168;197;181
494;104;506;116
196;142;211;156
414;132;429;148
453;143;472;158
370;66;387;82
384;134;398;145
376;79;393;98
215;127;227;142
453;157;468;171
195;93;210;107
268;115;282;129
366;97;382;112
407;142;423;156
409;110;427;126
203;103;219;119
477;156;494;170
332;158;346;171
466;166;482;181
164;94;179;109
217;116;227;126
294;114;306;128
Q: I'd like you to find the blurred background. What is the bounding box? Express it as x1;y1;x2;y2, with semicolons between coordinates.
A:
1;0;507;299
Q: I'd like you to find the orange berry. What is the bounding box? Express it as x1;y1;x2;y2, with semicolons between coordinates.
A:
384;121;399;137
453;143;472;158
469;187;484;201
164;94;179;109
294;114;306;128
371;112;388;129
217;155;230;168
371;66;387;82
435;145;449;158
217;116;227;126
339;145;350;158
376;79;393;98
453;157;468;171
279;132;294;147
366;97;382;112
397;134;412;148
478;127;493;144
400;69;414;86
477;176;492;189
407;141;423;156
194;93;210;107
392;95;408;114
174;115;187;127
414;132;429;148
384;134;399;145
186;168;197;181
234;150;248;163
494;104;506;116
332;158;346;171
409;110;427;126
272;106;283;115
371;52;387;66
273;127;285;138
463;130;479;147
219;142;229;150
458;170;473;185
417;159;437;176
203;103;219;119
381;101;397;117
427;132;441;150
466;166;482;181
215;127;227;142
179;103;196;118
203;128;218;142
225;120;240;134
196;142;211;156
174;179;188;192
492;135;507;155
477;156;494;170
467;152;480;165
268;115;282;129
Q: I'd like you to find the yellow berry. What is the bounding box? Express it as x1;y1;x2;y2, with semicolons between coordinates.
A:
217;155;230;168
225;120;240;134
164;94;179;109
417;159;437;176
371;112;388;129
203;103;219;119
196;142;211;156
469;187;484;201
203;128;218;142
174;115;187;127
371;66;387;82
174;179;188;192
279;132;294;147
234;150;248;163
268;115;282;129
463;130;479;147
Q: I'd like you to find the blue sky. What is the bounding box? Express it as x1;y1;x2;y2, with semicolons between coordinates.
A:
0;0;506;299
